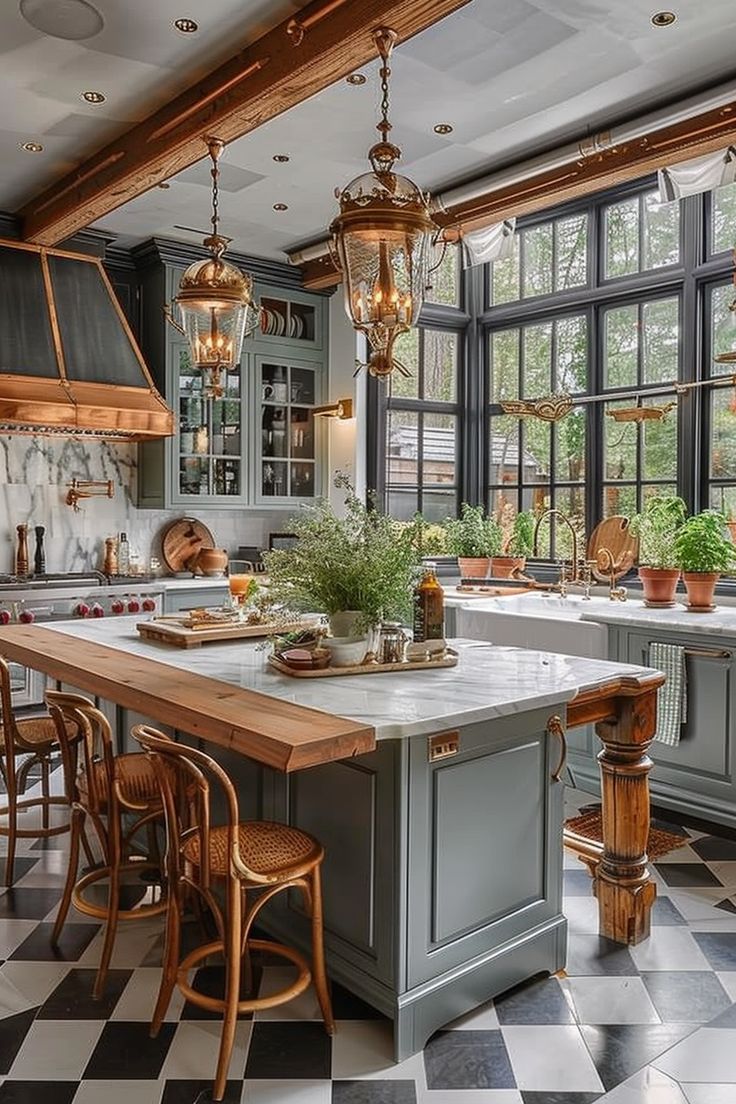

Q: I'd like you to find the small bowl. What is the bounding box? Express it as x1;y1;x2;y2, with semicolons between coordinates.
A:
323;636;367;668
279;647;330;671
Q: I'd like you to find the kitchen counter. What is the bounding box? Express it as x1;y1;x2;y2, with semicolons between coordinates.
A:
580;596;736;635
31;616;657;742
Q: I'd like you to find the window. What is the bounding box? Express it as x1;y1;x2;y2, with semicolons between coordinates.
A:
371;178;736;564
385;325;460;521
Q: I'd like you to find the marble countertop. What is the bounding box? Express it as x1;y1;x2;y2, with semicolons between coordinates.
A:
578;598;736;637
158;577;231;589
43;618;658;741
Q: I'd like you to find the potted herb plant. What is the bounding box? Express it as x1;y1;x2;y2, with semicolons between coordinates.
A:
673;509;736;611
264;474;420;652
493;510;534;579
630;495;686;607
444;503;502;580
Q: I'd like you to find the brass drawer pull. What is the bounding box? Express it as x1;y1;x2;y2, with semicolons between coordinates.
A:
684;648;732;660
547;715;567;783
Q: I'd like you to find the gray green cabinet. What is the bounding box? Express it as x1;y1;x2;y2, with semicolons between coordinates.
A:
569;624;736;828
137;253;330;510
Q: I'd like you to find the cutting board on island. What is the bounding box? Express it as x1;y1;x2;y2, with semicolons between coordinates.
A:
137;615;304;648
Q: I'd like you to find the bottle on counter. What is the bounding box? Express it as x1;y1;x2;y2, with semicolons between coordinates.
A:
411;561;446;657
118;532;130;576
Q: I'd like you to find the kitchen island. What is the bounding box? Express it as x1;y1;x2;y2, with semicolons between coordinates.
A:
0;619;663;1059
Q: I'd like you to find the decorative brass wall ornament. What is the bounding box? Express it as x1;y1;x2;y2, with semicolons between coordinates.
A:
330;28;439;379
500;393;573;423
164;137;259;399
606;402;677;423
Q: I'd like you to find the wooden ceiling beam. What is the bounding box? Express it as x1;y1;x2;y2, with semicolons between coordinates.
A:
298;96;736;289
19;0;471;246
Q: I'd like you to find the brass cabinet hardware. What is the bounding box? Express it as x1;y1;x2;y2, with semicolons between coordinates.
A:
428;731;459;762
684;648;732;660
547;715;567;783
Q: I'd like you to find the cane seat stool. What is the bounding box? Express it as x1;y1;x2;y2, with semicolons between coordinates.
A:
47;692;167;998
0;656;76;886
133;725;335;1104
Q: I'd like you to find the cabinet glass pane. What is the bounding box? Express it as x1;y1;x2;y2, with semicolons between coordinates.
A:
261;297;315;342
177;347;241;497
262;363;289;402
290;407;314;459
262;406;288;457
180;458;209;495
214;459;239;496
262;461;288;496
291;462;315;497
291;367;315;404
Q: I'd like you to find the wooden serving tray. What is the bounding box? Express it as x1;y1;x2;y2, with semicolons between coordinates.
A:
269;648;458;678
137;618;304;648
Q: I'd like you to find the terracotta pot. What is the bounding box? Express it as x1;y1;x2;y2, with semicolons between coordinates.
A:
457;557;491;580
728;520;736;544
192;547;228;577
682;572;719;611
638;566;680;607
492;556;526;579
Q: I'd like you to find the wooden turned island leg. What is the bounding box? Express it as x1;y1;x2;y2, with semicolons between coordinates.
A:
592;689;658;945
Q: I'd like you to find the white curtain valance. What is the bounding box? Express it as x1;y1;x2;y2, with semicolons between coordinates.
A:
462;218;516;266
658;146;736;202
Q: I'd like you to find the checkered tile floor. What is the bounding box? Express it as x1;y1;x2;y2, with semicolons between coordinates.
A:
2;781;736;1103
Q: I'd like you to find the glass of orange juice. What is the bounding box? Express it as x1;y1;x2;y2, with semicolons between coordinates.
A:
228;563;254;619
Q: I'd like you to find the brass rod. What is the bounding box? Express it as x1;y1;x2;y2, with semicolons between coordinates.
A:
683;648;732;659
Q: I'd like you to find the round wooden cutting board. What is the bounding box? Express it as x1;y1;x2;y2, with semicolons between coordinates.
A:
161;517;216;575
587;515;639;582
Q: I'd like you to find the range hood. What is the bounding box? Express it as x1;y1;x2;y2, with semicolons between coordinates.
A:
0;239;173;440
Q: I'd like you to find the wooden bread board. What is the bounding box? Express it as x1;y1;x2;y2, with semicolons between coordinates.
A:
137;618;304;648
269;648;458;678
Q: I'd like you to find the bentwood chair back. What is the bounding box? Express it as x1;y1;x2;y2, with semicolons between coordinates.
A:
0;656;72;885
133;724;334;1103
46;692;166;998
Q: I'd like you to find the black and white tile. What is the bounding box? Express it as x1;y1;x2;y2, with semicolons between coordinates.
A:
2;787;736;1102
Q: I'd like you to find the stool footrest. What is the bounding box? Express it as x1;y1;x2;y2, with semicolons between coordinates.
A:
177;938;312;1015
71;860;167;921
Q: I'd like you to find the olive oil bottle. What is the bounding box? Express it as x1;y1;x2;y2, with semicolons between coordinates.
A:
412;561;445;646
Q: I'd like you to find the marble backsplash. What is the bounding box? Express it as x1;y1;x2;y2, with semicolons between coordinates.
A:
0;435;290;575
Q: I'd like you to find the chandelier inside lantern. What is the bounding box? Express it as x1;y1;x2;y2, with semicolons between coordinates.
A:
166;138;259;398
330;28;439;379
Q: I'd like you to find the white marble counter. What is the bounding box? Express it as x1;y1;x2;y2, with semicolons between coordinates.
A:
158;577;230;590
42;617;657;741
579;597;736;637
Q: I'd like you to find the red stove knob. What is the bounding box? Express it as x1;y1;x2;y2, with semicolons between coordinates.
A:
142;597;156;612
75;602;91;618
127;598;141;614
91;603;105;618
19;609;35;624
0;609;10;626
111;599;125;615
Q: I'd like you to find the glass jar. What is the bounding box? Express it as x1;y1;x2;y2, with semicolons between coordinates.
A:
379;621;409;664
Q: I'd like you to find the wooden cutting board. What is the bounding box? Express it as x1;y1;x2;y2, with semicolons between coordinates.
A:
161;517;215;574
587;516;639;582
137;617;304;648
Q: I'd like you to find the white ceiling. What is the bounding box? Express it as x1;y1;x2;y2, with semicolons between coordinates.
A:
3;0;736;261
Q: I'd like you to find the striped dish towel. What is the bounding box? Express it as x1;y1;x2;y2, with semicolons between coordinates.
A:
649;642;687;747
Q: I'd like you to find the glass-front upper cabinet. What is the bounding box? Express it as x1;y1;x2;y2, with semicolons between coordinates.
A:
259;358;318;501
260;295;319;347
177;345;242;498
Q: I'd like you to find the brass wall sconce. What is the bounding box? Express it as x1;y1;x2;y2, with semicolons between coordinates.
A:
66;479;114;512
312;398;353;420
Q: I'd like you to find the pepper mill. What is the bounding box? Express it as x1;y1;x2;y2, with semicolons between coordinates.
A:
34;525;46;576
15;524;29;577
103;536;118;577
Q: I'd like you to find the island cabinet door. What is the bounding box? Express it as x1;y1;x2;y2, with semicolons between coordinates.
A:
622;628;736;812
405;708;565;989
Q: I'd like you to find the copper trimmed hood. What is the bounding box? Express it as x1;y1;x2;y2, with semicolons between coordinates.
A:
0;239;173;440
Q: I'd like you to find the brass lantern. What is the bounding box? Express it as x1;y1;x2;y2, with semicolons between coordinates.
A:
167;138;259;397
330;28;438;379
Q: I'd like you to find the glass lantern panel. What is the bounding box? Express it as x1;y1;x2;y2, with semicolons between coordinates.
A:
179;298;251;371
339;227;431;331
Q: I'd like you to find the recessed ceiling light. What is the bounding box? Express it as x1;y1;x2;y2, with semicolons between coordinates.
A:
174;17;198;33
346;73;366;86
158;182;171;189
433;123;453;135
273;203;288;211
81;90;105;104
273;154;290;163
651;11;677;25
19;141;43;153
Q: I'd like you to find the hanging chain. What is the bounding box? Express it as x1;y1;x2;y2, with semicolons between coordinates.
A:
210;149;220;238
373;28;397;143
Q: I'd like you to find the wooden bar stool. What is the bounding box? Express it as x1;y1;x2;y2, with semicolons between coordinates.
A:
0;656;74;886
133;725;335;1103
47;692;167;998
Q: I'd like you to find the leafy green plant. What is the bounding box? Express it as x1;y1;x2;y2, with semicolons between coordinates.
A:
630;495;687;569
673;510;736;574
263;474;421;629
504;510;535;558
444;503;502;558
